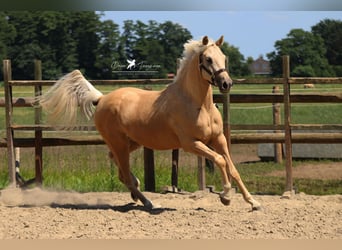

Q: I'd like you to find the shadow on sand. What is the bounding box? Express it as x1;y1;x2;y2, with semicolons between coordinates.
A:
48;202;176;215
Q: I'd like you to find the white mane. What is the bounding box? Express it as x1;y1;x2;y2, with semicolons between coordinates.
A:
176;37;215;78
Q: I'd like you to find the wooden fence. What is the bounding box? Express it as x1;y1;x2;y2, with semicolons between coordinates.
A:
1;57;342;193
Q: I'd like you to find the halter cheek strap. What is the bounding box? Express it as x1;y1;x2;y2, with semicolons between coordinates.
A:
199;53;227;86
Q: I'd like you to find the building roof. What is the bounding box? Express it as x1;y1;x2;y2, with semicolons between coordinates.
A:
249;56;271;75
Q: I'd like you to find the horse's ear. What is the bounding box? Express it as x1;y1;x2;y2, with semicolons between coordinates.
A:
202;36;209;46
215;35;224;46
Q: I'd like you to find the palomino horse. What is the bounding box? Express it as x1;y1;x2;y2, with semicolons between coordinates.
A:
39;36;261;211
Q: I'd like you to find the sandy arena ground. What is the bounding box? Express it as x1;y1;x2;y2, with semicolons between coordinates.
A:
1;144;341;239
0;186;341;239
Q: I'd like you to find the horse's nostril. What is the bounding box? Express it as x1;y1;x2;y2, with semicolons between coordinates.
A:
222;82;228;89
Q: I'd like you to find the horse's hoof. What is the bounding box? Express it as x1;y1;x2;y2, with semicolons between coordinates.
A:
251;201;262;211
143;200;154;210
219;196;231;206
130;192;139;202
251;205;262;212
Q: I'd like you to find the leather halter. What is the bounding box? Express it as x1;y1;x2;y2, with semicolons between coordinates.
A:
199;52;227;86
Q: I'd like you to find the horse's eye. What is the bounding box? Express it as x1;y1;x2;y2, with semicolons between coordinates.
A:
206;57;213;64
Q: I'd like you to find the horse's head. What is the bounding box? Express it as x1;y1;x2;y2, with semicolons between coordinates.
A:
199;36;233;93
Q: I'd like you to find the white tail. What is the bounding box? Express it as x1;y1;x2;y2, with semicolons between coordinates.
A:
38;70;103;127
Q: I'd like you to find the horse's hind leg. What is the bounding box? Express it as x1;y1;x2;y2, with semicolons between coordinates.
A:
128;140;142;201
108;151;140;201
107;140;153;209
130;172;140;202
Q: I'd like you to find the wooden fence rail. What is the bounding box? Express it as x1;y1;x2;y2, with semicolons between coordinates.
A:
1;57;342;193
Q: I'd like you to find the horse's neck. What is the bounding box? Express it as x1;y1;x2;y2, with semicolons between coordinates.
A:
176;56;214;109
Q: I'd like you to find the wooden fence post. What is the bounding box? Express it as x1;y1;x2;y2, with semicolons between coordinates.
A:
282;55;293;192
272;86;283;163
171;149;179;187
224;56;231;150
34;60;43;185
223;92;231;150
143;148;155;192
197;155;206;190
3;59;16;186
171;59;180;188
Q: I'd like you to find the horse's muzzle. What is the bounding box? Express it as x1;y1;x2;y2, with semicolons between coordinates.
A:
217;75;233;93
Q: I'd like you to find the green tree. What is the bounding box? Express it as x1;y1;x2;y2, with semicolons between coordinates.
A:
5;11;102;79
144;20;166;77
160;21;192;75
94;19;121;79
6;11;77;79
0;12;16;80
267;28;333;77
121;20;135;60
220;42;250;77
6;11;41;79
34;12;78;78
114;20;191;78
69;12;101;78
132;20;149;60
312;19;342;76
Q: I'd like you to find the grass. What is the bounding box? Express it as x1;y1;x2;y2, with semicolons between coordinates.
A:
2;83;341;127
0;82;341;195
0;146;341;195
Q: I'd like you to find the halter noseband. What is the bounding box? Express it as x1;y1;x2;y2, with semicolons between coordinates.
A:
199;52;227;86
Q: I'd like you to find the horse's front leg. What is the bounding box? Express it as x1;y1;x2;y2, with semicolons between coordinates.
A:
181;139;234;205
210;134;262;211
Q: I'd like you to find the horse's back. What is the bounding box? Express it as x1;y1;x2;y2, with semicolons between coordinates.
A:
94;87;181;150
95;87;159;126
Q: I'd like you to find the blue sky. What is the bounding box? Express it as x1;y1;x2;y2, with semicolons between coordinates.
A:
103;11;341;59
